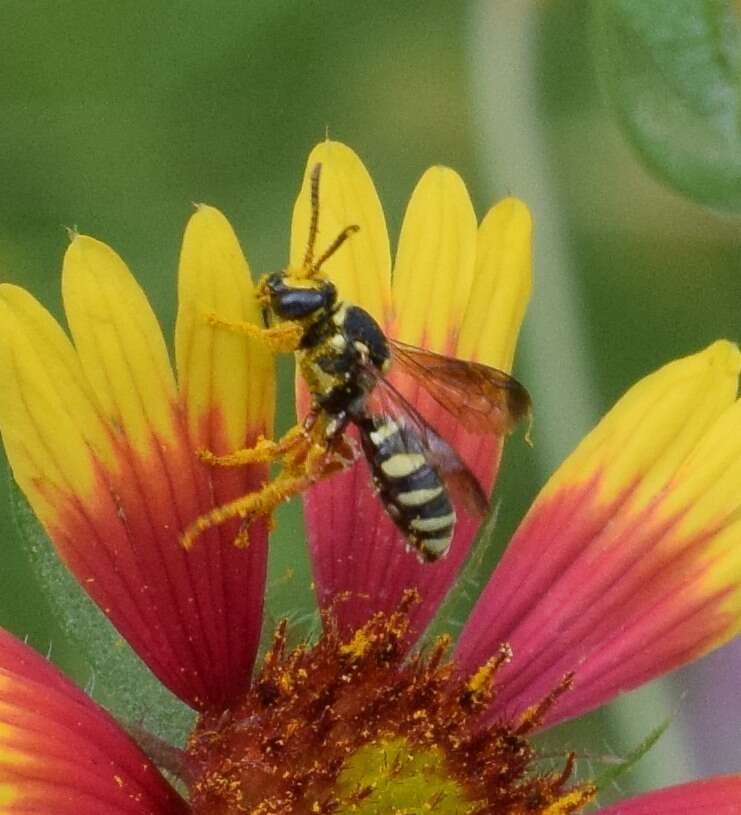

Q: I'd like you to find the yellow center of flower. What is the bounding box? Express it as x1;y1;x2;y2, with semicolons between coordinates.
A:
334;737;477;814
186;595;595;814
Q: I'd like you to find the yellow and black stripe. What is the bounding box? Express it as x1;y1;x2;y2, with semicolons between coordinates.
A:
358;416;455;562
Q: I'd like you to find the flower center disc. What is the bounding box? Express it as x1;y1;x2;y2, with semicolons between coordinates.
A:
335;737;474;813
186;598;594;814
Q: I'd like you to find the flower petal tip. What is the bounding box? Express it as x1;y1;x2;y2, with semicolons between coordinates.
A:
456;196;533;370
176;202;274;445
64;224;80;243
392;165;477;350
63;232;111;265
291;140;391;321
705;337;741;373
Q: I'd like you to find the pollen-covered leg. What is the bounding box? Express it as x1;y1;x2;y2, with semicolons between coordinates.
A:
181;468;314;551
198;425;307;468
203;311;303;353
183;430;348;551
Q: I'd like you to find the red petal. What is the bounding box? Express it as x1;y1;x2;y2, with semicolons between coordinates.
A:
456;344;741;726
597;776;741;813
0;629;187;814
47;405;267;712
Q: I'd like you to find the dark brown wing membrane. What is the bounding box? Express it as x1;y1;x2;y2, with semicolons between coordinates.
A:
364;367;489;519
388;338;531;436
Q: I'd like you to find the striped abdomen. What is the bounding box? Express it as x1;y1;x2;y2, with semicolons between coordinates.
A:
357;415;456;562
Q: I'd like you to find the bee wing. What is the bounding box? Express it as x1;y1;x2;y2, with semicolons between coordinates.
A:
388;338;531;436
364;366;489;519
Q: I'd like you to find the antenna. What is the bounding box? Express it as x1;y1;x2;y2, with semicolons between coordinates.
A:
299;162;360;278
302;162;322;272
310;224;359;276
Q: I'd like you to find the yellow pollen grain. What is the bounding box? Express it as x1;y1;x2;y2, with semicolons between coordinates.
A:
517;702;541;729
340;629;373;660
541;788;596;814
278;672;294;694
466;660;497;700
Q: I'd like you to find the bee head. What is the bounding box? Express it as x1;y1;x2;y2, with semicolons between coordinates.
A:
258;272;337;321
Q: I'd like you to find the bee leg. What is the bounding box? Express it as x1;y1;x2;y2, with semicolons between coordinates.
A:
180;466;314;551
203;312;303;353
182;424;350;551
198;425;307;468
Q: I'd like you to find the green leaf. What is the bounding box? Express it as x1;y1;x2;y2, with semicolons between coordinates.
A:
593;0;741;211
7;473;194;746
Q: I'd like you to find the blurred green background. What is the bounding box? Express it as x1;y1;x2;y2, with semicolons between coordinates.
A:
1;0;740;805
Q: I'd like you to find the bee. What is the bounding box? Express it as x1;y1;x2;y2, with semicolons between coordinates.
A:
182;164;531;562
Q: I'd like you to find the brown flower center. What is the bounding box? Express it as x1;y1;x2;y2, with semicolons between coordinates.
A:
186;595;595;814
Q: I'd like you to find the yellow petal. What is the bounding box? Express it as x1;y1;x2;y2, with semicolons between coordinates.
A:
62;235;177;452
664;397;741;537
456;197;532;371
391;167;477;351
290;140;392;325
542;340;741;506
175;205;274;448
0;285;115;523
660;397;741;637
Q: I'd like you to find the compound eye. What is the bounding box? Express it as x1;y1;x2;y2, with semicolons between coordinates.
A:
273;287;327;319
322;280;337;300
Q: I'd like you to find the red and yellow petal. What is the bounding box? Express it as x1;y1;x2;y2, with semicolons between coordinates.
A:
1;223;273;712
176;203;274;446
174;204;275;704
597;776;741;813
298;144;531;640
0;628;186;814
456;341;741;726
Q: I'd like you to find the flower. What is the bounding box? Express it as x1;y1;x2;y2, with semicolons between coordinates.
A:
0;141;740;812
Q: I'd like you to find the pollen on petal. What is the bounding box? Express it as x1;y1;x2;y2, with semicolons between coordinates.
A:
392;166;477;352
62;235;179;453
290;140;392;325
456;196;532;371
175;203;274;448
